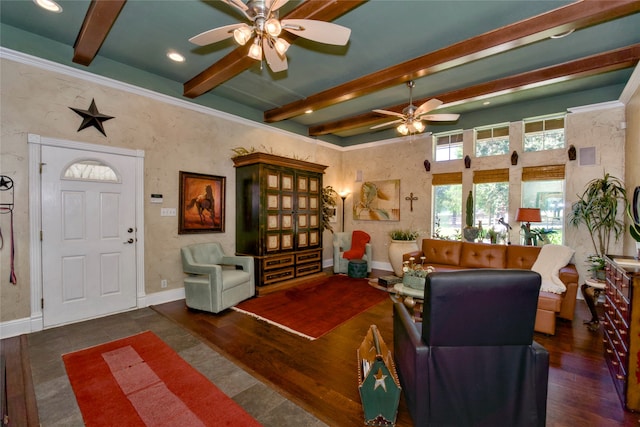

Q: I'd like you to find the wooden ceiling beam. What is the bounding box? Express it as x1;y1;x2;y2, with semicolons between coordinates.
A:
73;0;127;66
308;44;640;136
266;0;640;123
183;0;367;99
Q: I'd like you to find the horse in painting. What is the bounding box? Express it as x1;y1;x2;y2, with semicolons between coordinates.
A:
186;185;215;225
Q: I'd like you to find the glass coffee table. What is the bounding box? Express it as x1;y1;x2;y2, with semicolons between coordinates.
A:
393;283;424;321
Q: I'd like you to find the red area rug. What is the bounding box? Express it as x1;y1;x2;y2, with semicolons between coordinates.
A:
62;331;261;427
232;275;388;340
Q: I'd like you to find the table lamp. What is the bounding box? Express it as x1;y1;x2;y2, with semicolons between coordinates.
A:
516;208;541;245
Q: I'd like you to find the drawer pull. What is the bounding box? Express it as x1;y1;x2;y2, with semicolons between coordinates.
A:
616;374;625;380
606;348;613;354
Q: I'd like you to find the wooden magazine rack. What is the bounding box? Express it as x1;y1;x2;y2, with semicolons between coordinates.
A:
357;325;401;426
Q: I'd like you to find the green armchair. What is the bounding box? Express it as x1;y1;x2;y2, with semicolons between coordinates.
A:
180;242;255;313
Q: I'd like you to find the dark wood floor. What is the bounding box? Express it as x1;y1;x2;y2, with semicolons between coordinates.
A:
153;270;640;427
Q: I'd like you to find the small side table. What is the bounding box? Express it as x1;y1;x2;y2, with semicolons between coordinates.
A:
347;259;368;278
582;277;605;331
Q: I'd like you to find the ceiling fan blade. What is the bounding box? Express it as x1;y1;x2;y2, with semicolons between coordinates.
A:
189;23;247;46
414;98;443;117
281;19;351;45
371;119;402;130
263;39;288;72
267;0;289;13
221;0;248;12
373;109;404;118
419;113;461;122
220;0;252;20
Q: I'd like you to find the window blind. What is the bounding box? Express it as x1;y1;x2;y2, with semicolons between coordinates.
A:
473;168;509;183
432;172;462;185
521;165;565;181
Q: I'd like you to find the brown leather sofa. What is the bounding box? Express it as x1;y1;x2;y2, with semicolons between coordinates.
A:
403;238;579;335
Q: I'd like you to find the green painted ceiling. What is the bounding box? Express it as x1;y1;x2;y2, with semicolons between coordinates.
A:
1;0;638;146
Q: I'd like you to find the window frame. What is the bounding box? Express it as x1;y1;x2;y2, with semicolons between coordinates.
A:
523;114;566;152
433;130;464;162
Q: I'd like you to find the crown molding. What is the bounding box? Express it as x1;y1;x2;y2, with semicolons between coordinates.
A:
620;62;640;104
567;100;624;114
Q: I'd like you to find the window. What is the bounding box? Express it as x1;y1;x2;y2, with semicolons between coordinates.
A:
524;115;565;152
475;124;509;157
521;165;566;245
432;172;462;240
434;131;463;161
63;160;119;182
473;169;509;242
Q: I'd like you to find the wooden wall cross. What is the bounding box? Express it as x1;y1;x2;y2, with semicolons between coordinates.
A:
405;192;418;212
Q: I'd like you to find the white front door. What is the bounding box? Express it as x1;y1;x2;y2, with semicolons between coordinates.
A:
41;145;138;327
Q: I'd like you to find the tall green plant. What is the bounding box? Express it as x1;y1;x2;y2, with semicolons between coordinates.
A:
568;173;627;257
321;186;337;233
465;191;474;227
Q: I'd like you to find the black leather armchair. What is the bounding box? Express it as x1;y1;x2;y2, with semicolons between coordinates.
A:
393;269;549;426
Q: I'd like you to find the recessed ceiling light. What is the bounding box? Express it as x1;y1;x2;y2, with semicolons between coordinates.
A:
33;0;62;13
167;51;185;63
483;101;491;106
305;109;313;114
550;29;574;39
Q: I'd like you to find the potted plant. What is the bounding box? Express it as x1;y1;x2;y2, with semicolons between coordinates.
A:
529;227;557;246
568;173;627;278
388;228;421;277
401;256;435;291
586;254;606;280
462;191;479;242
486;227;499;244
321;186;337;233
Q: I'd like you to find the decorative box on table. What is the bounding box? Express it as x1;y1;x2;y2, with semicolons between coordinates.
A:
378;275;402;288
357;325;401;426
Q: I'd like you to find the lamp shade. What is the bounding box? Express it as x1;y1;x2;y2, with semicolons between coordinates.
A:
515;208;541;223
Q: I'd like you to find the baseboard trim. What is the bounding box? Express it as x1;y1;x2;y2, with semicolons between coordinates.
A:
0;288;186;339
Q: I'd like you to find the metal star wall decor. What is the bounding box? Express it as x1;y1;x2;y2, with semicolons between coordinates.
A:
69;98;114;136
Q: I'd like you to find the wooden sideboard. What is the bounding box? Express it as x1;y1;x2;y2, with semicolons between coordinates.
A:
603;255;640;411
233;153;327;294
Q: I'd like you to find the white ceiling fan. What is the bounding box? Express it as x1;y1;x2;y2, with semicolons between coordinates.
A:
372;81;460;135
189;0;351;72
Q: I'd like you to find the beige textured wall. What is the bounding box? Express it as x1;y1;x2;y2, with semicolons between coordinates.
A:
624;84;640;256
564;106;626;280
0;58;341;322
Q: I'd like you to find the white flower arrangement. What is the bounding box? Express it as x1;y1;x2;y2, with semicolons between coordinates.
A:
402;256;435;278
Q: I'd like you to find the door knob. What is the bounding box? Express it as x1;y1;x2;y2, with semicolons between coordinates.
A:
127;228;134;233
124;238;134;244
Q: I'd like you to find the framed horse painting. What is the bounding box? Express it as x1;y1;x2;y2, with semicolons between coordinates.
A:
178;171;226;234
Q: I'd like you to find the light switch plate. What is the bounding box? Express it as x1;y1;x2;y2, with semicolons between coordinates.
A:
160;208;177;216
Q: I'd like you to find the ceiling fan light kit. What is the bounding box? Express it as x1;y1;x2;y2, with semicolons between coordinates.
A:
190;0;351;73
372;81;460;136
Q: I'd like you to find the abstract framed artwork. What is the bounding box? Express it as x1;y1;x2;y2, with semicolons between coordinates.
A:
353;179;400;221
179;171;225;234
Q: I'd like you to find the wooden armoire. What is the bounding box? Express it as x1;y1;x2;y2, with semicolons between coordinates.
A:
233;153;327;294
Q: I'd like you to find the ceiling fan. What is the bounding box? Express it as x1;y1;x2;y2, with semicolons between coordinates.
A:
372;81;460;135
189;0;351;72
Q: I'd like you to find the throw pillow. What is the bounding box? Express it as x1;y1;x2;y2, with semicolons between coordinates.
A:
342;230;370;259
531;244;575;294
